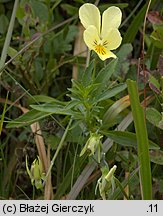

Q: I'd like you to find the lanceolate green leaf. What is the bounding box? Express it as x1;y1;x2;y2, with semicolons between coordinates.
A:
30;103;77;115
95;83;127;103
104;131;159;150
149;45;162;70
94;58;118;84
82;60;95;86
102;95;130;127
6;109;53;128
6;100;81;128
146;108;162;129
28;95;65;104
150;27;163;49
127;79;152;200
150;150;163;165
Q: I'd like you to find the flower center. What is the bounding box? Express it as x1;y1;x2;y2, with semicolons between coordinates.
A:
95;44;106;55
93;40;108;55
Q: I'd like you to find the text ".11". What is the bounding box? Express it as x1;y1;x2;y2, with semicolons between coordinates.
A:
147;204;158;213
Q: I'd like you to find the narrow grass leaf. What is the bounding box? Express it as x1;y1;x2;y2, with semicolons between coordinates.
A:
127;79;152;200
123;0;155;43
54;153;88;199
0;92;9;135
0;0;19;69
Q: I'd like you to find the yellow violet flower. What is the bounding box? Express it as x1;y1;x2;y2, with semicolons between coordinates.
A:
79;3;122;60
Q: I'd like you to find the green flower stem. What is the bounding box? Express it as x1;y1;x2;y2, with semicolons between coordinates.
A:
44;119;72;183
32;185;35;200
86;50;91;68
92;57;97;80
85;108;91;130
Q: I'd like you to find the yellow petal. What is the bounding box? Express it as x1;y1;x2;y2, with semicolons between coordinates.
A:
83;26;118;61
83;25;100;50
101;6;122;38
102;28;122;50
98;50;117;61
79;3;101;34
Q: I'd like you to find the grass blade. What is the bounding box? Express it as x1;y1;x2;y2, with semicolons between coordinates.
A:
0;92;9;136
123;0;154;44
127;79;152;200
0;0;19;69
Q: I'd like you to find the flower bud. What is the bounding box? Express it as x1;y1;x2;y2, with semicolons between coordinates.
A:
80;132;103;156
26;156;45;189
96;165;117;199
